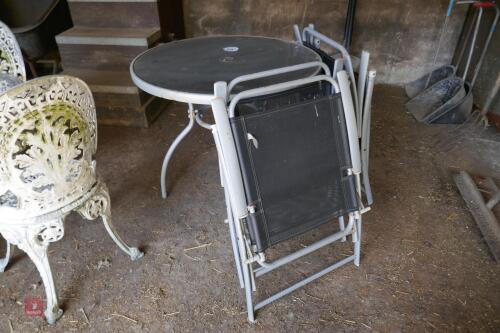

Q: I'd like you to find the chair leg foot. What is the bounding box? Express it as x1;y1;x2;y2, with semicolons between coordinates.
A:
101;214;144;261
128;247;145;261
45;306;64;325
77;183;144;261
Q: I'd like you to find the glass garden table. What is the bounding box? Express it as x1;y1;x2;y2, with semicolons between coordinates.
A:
130;35;321;198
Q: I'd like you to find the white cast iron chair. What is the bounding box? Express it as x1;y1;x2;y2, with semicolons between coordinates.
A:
0;75;143;324
0;20;26;94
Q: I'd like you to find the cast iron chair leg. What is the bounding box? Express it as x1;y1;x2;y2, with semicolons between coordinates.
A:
77;183;144;261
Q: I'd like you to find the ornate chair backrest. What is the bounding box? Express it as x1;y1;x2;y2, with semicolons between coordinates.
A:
0;76;98;220
0;20;26;82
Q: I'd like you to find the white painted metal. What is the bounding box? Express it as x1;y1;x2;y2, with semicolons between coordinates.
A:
160;104;196;198
211;88;248;219
227;61;329;97
337;71;361;175
333;58;344;79
357;51;370;117
0;20;26;93
339;216;347;242
0;76;143;324
130;58;215;105
362;71;376;205
293;24;302;43
229;75;340;118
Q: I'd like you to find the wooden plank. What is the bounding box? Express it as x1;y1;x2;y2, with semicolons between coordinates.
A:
59;44;147;71
68;0;157;2
96;96;168;127
92;90;146;109
454;171;500;262
56;27;161;47
68;2;160;29
62;69;133;86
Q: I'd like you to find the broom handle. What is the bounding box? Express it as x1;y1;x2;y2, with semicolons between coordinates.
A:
425;0;455;88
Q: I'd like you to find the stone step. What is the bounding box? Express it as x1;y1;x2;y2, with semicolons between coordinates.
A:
62;68;167;127
97;95;169;128
56;27;161;47
57;27;160;71
62;69;149;108
68;0;160;29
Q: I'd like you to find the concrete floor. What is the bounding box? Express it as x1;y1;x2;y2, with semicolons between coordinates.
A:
0;85;499;332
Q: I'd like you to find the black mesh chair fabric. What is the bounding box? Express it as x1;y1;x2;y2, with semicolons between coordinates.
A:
231;84;359;252
303;41;337;72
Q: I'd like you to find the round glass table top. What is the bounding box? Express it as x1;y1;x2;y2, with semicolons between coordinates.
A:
130;36;321;104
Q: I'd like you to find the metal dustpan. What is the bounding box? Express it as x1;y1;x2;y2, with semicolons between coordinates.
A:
427;81;473;124
405;77;466;123
405;65;455;99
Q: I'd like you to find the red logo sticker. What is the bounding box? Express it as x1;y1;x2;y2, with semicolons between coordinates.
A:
24;297;43;317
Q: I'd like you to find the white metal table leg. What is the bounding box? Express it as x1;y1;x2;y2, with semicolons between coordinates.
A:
161;105;196;199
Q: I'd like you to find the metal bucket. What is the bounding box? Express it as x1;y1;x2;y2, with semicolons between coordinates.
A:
405;65;455;99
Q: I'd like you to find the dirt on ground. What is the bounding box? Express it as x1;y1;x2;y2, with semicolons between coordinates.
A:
0;85;499;332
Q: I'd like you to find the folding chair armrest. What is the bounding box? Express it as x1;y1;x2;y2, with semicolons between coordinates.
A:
228;74;339;118
337;71;361;175
211;94;248;219
227;61;330;98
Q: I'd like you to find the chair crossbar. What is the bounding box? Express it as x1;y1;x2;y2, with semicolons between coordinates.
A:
255;254;356;311
254;215;355;278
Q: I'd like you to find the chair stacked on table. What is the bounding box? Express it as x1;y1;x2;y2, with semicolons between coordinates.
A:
207;52;374;320
55;0;183;127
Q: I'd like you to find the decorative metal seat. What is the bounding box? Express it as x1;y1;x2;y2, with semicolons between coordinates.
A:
0;20;25;94
0;75;143;324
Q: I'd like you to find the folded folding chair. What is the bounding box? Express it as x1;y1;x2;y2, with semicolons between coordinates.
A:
293;24;376;206
208;63;370;322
